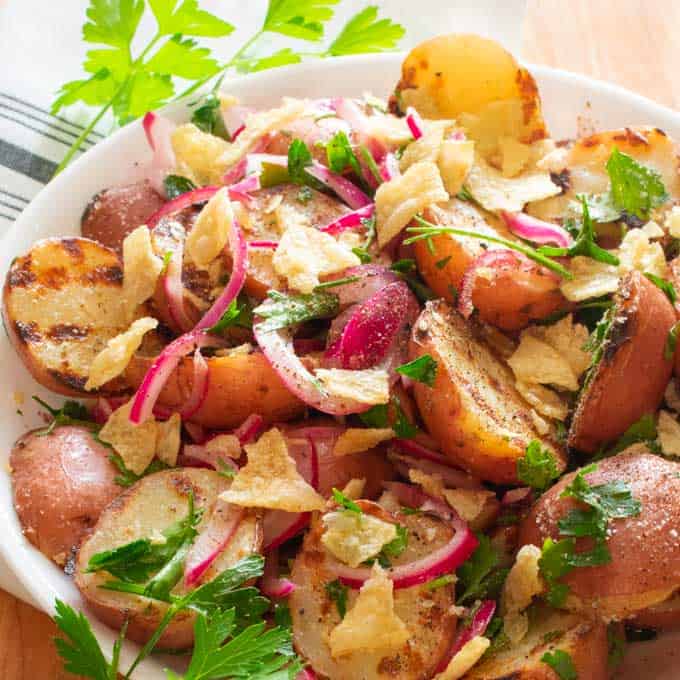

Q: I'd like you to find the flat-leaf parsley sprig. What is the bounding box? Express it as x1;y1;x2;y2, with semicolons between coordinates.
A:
51;0;405;174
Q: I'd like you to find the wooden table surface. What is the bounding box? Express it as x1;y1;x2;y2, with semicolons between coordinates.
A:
2;0;679;676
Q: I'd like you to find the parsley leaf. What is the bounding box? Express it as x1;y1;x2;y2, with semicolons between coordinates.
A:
538;538;574;607
597;413;659;459
457;534;508;605
53;599;113;680
395;354;438;387
235;47;303;74
208;295;254;333
263;0;338;41
332;487;362;514
327;6;405;56
32;396;95;436
381;524;408;559
253;290;339;333
541;649;577;680
359;403;389;428
606;147;668;219
145;34;221;79
107;451;170;487
190;92;229;137
517;440;560;493
148;0;234;37
644;272;677;304
666;321;680;361
571;191;621;223
391;394;419;439
326;130;362;177
164;174;197;199
325;579;349;618
287;139;324;190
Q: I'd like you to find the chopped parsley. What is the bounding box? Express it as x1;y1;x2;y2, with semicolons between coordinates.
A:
435;255;452;269
253;290;339;332
207;294;254;333
381;524;409;560
163;174;197;200
326;130;362;178
359;144;383;185
666;320;680;361
32;396;95;436
313;275;361;291
395;354;438;387
541;649;577;680
107;452;170;488
325;579;349;618
456;534;508;605
606;147;668;219
644;272;677;304
332;487;362;514
426;574;456;591
359;395;419;438
516;440;560;493
596;413;660;459
390;258;417;273
190;93;229;138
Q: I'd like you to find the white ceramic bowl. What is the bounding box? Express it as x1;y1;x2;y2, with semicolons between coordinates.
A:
1;53;679;678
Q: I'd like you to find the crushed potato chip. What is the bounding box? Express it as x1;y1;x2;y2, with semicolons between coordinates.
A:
399;121;451;171
329;563;410;657
99;400;157;475
341;478;366;500
273;221;359;294
435;636;490;680
122;226;163;318
508;334;579;392
665;206;680;238
332;428;394;456
186;188;233;268
443;488;495;524
205;433;242;458
322;510;397;567
409;468;445;499
217;98;306;170
315;368;390;406
85;317;158;390
438;139;475;196
171;123;231;185
515;380;568;421
501;544;543;644
560;256;620;302
466;154;561;213
364;112;413;147
156;413;181;466
220;428;324;512
657;410;680;457
529;315;591;378
375;161;449;247
618;225;667;278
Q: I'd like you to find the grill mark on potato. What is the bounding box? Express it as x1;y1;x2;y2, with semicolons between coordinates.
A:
7;262;36;288
613;127;649;147
47;324;89;341
14;320;41;343
84;265;123;285
50;369;87;391
62;238;85;261
43;266;70;288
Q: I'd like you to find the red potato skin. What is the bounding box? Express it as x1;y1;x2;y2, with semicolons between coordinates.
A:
669;256;680;378
569;271;675;453
630;595;680;630
81;181;165;252
518;450;680;620
11;426;121;565
124;350;306;429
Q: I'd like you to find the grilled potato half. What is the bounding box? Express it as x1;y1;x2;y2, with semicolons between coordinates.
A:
290;500;457;680
75;468;262;649
519;448;680;621
3;237;130;395
568;271;675;453
409;301;565;484
465;606;608;680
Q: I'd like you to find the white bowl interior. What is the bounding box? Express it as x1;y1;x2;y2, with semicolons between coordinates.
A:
1;53;679;677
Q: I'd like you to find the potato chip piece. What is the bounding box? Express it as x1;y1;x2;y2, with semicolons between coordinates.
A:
618;225;667;279
332;428;394;456
315;368;390;406
85;317;158;390
375;161;448;247
273;220;359;293
498;136;532;177
443;488;495;524
399;121;451;171
205;433;242;458
409;468;444;499
329;563;410;657
501;544;543;644
528;315;591;379
657;410;680;458
322;510;397;568
515;380;568;421
156;413;181;466
99;400;157;475
186;188;233;268
508;335;579;392
365;112;413;147
122;226;163;318
560;256;620;303
220;428;324;512
435;636;490;680
171;123;231;185
466;154;561;213
217;98;306;170
438;139;475;196
341;478;366;500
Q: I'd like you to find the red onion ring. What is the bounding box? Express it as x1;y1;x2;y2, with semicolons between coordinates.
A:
329;507;477;589
296;669;317;680
405;107;425;139
163;242;194;333
182;443;240;471
500;211;573;248
147;186;219;228
142;112;176;196
222;156;248;185
306;161;372;209
184;499;244;587
263;511;311;552
184;422;207;444
178;349;209;419
389;453;483;491
233;413;265;445
379;152;400;182
327;264;400;307
319;203;375;235
260;549;297;598
435;599;497;673
253;324;374;415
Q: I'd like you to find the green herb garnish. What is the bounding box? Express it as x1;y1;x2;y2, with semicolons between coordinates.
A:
516;440;560;493
666;321;680;361
325;579;349;618
163;174;197;200
32;396;95;436
644;272;677;304
457;534;508;605
541;649;577;680
253;289;339;332
326;130;362;177
395;354;438;387
332;487;362;514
